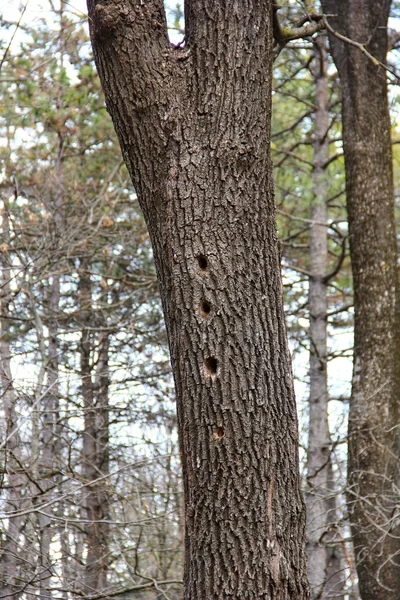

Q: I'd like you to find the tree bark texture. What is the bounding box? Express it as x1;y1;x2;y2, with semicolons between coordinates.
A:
306;35;342;600
87;2;309;598
321;2;400;598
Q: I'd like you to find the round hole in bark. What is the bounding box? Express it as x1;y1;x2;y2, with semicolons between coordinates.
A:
204;356;218;375
200;300;211;318
214;427;224;439
197;255;208;271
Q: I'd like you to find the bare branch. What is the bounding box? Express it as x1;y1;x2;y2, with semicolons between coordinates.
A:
273;5;326;59
323;15;400;83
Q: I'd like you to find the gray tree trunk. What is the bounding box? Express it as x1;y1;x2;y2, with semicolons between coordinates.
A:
87;1;309;598
79;260;110;595
37;128;65;600
0;191;22;600
306;35;343;600
321;1;400;598
93;324;110;592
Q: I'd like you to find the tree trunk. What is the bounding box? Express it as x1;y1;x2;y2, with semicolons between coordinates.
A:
306;36;330;598
79;258;97;594
79;260;110;594
306;34;341;600
0;191;22;600
93;325;110;592
31;105;67;600
321;2;400;598
37;129;65;600
87;2;309;598
325;462;343;598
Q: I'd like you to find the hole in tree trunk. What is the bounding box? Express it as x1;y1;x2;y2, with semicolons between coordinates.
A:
200;300;211;318
204;356;218;375
197;255;208;271
214;427;224;439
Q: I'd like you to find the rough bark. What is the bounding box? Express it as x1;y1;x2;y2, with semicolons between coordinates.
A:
321;2;400;598
306;35;343;600
87;2;309;598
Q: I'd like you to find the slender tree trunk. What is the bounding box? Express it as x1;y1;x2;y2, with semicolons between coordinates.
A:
57;500;69;600
321;2;400;598
93;325;110;591
306;35;343;600
325;462;343;598
79;258;96;594
37;136;65;600
0;192;22;599
79;261;110;594
306;34;330;598
35;121;67;600
87;2;309;598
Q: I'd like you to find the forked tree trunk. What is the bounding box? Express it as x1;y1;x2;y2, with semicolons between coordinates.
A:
321;2;400;598
87;2;309;598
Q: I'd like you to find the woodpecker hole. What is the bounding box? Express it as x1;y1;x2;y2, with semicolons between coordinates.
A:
200;300;211;318
214;427;224;439
198;255;208;272
204;356;218;375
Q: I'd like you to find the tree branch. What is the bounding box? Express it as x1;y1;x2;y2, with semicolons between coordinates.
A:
323;235;346;283
273;5;325;59
280;17;325;43
323;15;400;82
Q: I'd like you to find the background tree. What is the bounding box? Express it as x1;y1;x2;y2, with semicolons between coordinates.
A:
320;2;400;598
272;14;351;595
304;34;344;600
0;5;182;597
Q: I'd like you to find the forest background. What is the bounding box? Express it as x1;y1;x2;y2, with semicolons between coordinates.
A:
1;0;399;598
